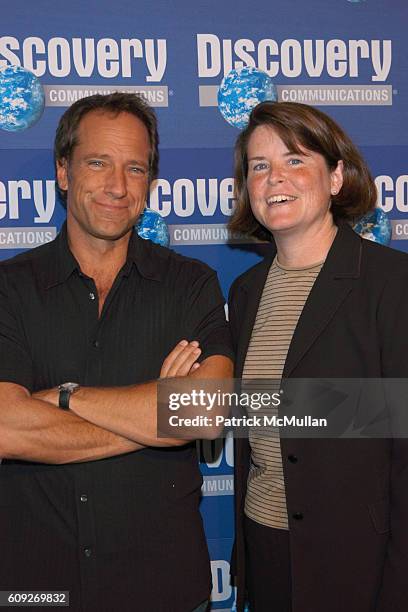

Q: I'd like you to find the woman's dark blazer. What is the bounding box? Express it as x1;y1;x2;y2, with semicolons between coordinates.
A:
228;222;408;612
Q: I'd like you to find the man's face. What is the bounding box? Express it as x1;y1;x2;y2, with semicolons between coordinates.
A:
57;110;151;243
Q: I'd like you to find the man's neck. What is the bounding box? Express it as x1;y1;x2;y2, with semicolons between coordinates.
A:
67;226;133;317
67;224;131;282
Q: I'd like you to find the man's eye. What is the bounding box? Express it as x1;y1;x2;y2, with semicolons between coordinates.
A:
88;160;104;168
129;167;145;174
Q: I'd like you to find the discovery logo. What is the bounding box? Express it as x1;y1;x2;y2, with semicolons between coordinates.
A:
198;434;234;498
376;174;408;240
146;172;401;246
0;36;169;107
148;176;256;246
1;171;404;252
197;34;393;107
0;178;56;250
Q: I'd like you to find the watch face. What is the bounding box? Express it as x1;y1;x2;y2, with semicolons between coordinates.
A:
60;382;80;393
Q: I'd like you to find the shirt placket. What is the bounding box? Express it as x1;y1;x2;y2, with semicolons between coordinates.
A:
74;272;126;608
74;276;103;608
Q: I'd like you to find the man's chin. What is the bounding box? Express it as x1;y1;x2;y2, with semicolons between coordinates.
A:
67;212;142;244
88;221;138;243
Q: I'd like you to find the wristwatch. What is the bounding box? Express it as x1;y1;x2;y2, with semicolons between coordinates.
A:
58;382;80;410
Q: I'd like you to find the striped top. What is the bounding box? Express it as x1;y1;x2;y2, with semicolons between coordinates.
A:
243;256;323;530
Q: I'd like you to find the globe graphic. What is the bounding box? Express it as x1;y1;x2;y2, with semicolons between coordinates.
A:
218;66;277;129
136;208;170;247
353;208;391;245
0;65;45;132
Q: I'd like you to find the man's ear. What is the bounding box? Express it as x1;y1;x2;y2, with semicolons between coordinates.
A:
56;158;68;191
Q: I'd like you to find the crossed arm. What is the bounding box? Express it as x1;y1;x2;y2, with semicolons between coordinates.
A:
0;341;232;464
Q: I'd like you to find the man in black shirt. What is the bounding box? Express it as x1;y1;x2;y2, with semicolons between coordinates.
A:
0;93;233;612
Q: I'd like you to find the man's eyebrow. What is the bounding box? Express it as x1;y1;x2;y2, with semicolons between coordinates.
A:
82;153;111;160
82;153;149;167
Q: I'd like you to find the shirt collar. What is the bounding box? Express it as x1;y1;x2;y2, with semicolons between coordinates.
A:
42;223;166;289
125;229;167;281
42;223;79;289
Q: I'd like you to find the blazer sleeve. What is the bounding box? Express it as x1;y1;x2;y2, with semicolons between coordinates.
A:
227;276;241;358
376;264;408;611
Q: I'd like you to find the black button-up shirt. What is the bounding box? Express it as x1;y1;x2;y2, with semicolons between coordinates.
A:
0;226;233;612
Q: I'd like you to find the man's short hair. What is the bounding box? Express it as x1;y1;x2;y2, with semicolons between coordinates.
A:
54;92;159;206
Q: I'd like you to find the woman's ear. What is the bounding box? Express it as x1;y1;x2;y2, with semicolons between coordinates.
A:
331;160;344;196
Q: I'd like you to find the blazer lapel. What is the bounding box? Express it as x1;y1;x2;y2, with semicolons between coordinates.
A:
283;223;363;377
235;252;275;377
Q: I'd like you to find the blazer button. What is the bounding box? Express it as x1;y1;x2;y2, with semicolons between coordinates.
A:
292;512;304;520
288;454;298;463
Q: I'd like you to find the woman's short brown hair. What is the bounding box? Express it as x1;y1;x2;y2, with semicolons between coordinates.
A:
229;101;377;240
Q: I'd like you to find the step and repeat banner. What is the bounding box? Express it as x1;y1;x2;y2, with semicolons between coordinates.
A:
1;1;407;609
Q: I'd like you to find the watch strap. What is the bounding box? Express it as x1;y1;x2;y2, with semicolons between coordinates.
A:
59;388;72;410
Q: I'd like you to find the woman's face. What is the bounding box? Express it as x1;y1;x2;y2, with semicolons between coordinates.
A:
246;125;343;238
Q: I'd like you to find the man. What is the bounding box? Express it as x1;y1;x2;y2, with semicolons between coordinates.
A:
0;93;233;612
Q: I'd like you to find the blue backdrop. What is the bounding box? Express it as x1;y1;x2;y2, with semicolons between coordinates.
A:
1;1;407;608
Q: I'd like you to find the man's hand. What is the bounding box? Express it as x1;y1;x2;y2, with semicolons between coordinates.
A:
32;340;203;408
160;340;201;378
28;341;232;448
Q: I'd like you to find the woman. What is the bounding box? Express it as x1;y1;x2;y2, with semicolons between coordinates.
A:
228;101;408;612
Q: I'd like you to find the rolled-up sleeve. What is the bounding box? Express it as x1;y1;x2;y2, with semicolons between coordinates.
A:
183;267;234;363
0;266;33;391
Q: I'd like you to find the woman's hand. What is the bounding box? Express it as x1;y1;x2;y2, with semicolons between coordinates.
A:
160;340;201;378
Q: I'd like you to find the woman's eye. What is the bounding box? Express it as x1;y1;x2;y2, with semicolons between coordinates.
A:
252;162;268;171
288;158;302;166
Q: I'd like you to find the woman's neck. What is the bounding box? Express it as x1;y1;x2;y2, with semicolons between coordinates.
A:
274;220;338;268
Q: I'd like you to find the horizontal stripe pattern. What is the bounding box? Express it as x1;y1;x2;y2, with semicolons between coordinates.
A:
243;257;323;530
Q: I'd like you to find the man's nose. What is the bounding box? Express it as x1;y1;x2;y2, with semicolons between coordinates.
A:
104;167;127;199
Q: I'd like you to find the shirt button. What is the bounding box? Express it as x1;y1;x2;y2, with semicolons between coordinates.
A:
93;340;99;348
80;494;88;503
89;292;96;300
288;454;298;463
293;512;304;521
84;547;92;557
